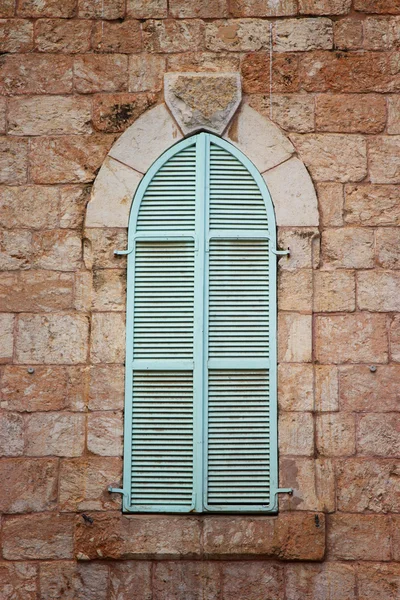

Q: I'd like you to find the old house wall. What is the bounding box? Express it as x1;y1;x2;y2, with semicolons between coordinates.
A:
0;1;399;598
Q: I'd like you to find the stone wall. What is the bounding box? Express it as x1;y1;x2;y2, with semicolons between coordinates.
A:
0;1;400;599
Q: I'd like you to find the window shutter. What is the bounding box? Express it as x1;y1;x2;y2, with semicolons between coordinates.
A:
123;133;277;513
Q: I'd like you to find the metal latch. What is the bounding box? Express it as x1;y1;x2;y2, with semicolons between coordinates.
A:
271;247;290;256
276;488;293;496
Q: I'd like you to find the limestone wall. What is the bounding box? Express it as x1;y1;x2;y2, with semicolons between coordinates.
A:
0;1;400;599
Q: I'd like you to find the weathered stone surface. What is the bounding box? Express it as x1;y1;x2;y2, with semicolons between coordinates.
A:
315;314;388;364
0;563;37;600
300;0;351;14
205;19;270;52
1;365;87;412
75;512;202;559
274;18;333;52
16;314;89;364
74;271;92;313
93;93;156;133
59;457;123;511
391;315;400;362
40;561;110;600
3;514;75;559
0;97;5;133
143;19;205;53
87;411;123;456
279;412;314;455
394;516;400;560
0;55;73;95
0;0;15;17
60;185;91;229
340;365;400;412
110;563;152;600
231;0;297;17
369;136;400;183
154;561;220;600
0;412;24;456
300;50;400;93
345;184;400;225
109;104;182;174
92;269;126;311
358;563;400;600
278;227;319;270
18;0;76;17
8;95;91;136
363;16;400;50
225;104;295;173
321;228;374;269
35;18;92;53
78;0;125;19
0;137;28;184
93;20;142;53
358;271;400;311
316;94;386;133
90;313;125;363
278;270;313;312
388;95;400;134
334;18;363;50
248;93;314;133
315;365;339;412
203;513;326;560
279;457;335;512
337;459;400;513
355;0;400;13
376;228;400;269
358;413;400;457
278;313;312;362
286;562;356;600
0;185;58;229
30;135;115;184
278;364;313;411
316;413;356;457
0;230;32;270
328;514;391;560
221;562;284;600
84;229;128;270
129;54;166;92
290;134;367;182
88;365;125;411
242;52;300;94
0;18;33;52
0;313;14;363
314;270;355;312
33;230;82;271
164;72;241;135
168;51;240;73
0;458;57;513
263;157;319;226
0;271;74;312
170;0;229;18
127;0;168;18
74;55;128;93
25;413;85;457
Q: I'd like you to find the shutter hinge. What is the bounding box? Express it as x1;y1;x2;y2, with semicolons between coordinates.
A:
271;247;290;256
276;488;293;495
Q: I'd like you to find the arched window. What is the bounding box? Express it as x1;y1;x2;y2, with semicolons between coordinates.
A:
121;132;278;513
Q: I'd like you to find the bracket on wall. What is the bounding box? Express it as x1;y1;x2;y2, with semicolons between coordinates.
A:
271;247;290;256
114;248;133;256
275;488;294;496
108;486;127;498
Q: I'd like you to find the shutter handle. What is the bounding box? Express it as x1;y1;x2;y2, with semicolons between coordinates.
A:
271;247;290;256
114;247;133;256
276;487;293;495
108;486;126;496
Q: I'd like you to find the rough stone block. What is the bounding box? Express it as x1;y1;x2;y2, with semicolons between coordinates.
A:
355;0;400;13
8;95;92;136
0;137;28;184
369;136;400;183
78;0;125;19
274;18;333;52
0;412;24;456
339;365;400;412
230;0;297;17
0;97;5;133
221;562;284;600
33;230;82;271
278;364;314;411
17;0;76;17
0;563;37;600
60;185;91;229
88;365;125;411
3;514;75;559
0;230;32;271
30;134;115;184
93;20;142;53
0;313;14;363
321;227;374;268
170;0;229;18
358;271;400;311
242;52;300;94
279;457;335;512
0;458;57;513
334;18;363;50
391;315;400;362
16;314;89;364
315;314;388;364
35;18;92;53
278;269;313;312
357;563;400;600
1;365;88;412
278;313;312;362
110;562;152;600
328;514;391;560
129;54;166;92
357;413;400;457
25;413;85;457
90;312;125;363
290;133;367;182
168;52;240;73
127;0;167;18
337;458;400;513
0;55;73;95
376;228;400;269
286;562;356;600
0;185;59;229
154;561;220;600
40;561;110;600
316;94;386;133
92;269;126;311
394;515;400;560
205;19;270;52
248;93;314;133
59;457;123;511
316;413;356;457
87;411;123;456
299;0;351;14
344;184;400;225
388;95;400;134
74;55;128;93
0;18;33;52
315;365;339;412
0;0;15;17
278;227;318;270
279;412;314;456
143;19;205;53
0;271;74;312
92;92;156;133
314;270;355;312
84;229;128;270
363;16;400;50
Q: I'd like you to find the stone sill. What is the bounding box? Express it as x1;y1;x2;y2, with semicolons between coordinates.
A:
75;512;325;562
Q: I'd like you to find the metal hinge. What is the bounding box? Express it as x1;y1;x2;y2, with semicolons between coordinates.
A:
276;488;293;496
271;247;290;256
108;486;127;497
114;247;133;256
